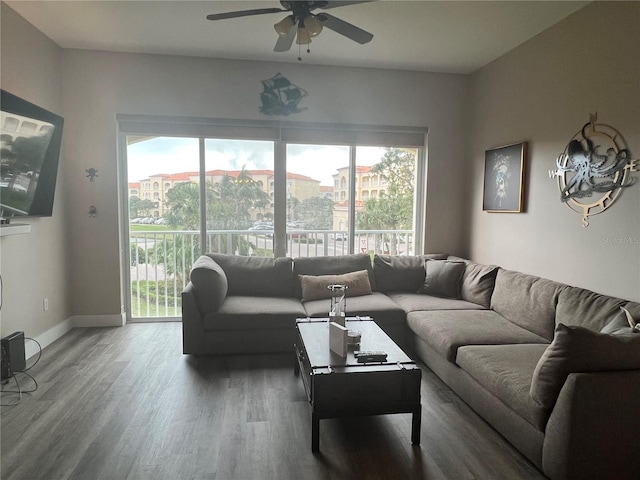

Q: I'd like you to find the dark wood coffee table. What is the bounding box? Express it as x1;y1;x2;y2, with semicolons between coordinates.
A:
294;317;422;452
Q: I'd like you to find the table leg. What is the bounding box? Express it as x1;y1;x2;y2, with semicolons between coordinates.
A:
411;406;421;445
312;412;320;452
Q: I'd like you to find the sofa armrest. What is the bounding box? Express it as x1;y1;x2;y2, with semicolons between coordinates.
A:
542;370;640;480
181;282;205;354
189;255;228;313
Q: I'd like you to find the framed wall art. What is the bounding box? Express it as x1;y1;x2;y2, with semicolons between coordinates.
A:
483;142;527;212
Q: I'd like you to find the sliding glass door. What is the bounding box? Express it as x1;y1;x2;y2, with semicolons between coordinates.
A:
119;117;427;321
126;136;200;318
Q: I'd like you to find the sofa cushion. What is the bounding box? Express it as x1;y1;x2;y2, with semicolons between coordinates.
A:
299;269;372;301
556;285;628;332
491;269;566;341
456;344;550;430
460;262;499;309
203;296;307;331
624;301;640;319
601;307;640;335
386;292;485;314
293;254;375;298
530;323;640;410
302;291;404;323
208;254;293;297
373;254;448;293
189;255;228;313
407;309;549;362
417;260;465;298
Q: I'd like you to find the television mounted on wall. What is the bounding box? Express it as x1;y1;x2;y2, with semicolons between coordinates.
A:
1;90;64;218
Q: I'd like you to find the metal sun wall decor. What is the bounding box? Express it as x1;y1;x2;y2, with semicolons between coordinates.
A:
260;73;308;116
550;114;637;227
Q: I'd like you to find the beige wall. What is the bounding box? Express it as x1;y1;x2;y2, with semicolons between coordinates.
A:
0;4;71;348
468;1;640;301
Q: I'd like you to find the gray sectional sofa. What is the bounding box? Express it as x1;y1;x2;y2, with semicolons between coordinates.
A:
182;252;640;480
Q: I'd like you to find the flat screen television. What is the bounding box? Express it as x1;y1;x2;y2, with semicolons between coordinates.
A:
1;90;64;218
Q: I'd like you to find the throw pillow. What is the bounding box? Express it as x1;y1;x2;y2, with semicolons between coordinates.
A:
460;262;499;308
299;270;372;302
417;260;465;298
601;307;640;335
530;323;640;410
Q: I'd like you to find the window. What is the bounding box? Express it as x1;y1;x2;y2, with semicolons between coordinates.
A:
119;115;426;320
3;116;18;132
20;121;37;134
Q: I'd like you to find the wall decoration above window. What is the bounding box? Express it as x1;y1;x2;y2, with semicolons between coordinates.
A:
482;142;527;213
550;114;637;227
260;73;308;116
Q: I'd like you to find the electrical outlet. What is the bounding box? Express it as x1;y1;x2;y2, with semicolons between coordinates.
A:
43;298;49;311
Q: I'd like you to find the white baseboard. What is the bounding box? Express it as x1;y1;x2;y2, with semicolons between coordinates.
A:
25;317;75;360
26;313;127;360
69;313;127;328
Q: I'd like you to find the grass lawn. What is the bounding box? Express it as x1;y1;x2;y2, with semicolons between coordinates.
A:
130;294;181;318
130;224;169;232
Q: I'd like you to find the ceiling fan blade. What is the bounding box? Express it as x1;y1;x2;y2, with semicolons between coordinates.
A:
316;13;373;44
318;1;375;10
206;8;285;21
274;27;297;52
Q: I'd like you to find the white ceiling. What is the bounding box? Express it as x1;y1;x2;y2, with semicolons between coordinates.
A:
6;0;588;74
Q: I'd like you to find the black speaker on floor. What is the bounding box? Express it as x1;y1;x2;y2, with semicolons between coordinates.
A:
1;331;26;381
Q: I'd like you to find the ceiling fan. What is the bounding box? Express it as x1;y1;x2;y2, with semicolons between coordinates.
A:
206;1;374;56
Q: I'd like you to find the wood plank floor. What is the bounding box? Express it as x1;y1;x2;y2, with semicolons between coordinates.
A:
1;323;546;480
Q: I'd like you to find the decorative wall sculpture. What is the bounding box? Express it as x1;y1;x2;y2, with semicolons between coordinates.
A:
259;73;308;116
550;114;637;227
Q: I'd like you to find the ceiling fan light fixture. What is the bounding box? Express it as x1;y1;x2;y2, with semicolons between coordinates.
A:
304;15;323;37
296;27;312;45
274;15;295;36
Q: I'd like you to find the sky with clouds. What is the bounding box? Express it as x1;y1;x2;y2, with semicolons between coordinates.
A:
127;136;386;186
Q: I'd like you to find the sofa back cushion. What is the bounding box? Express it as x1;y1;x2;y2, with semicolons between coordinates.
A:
556;285;628;331
293;254;374;299
624;301;640;319
491;269;566;341
189;255;228;313
373;254;448;293
207;254;294;297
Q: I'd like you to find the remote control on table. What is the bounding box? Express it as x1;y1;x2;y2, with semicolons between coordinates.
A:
354;350;387;362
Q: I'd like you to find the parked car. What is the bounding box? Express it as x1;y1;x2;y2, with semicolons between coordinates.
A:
333;232;348;241
287;231;307;240
0;181;27;193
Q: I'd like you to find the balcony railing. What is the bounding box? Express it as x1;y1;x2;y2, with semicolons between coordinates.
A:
129;229;414;319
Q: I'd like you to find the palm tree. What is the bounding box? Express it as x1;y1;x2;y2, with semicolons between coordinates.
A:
165;182;200;230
